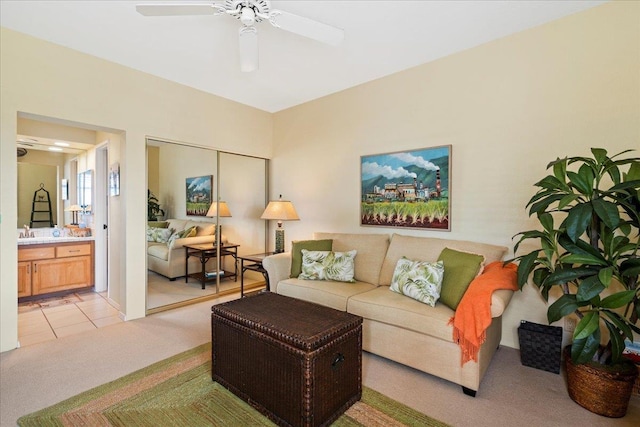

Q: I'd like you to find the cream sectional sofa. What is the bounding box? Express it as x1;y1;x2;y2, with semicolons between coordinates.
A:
262;232;514;396
147;218;220;280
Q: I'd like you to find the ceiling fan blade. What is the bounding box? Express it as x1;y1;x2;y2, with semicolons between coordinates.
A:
239;26;258;73
268;10;344;46
136;3;224;16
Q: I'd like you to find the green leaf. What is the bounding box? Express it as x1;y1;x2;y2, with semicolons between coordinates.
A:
532;268;550;289
599;290;636;309
565;203;593;242
545;267;595;286
624;162;640;181
534;175;566;191
574;311;599;340
552;158;568;187
571;331;601;364
558;233;604;259
604;319;625;364
558;194;580;210
528;194;565;216
576;275;605;302
591;198;620;230
547;294;578;323
562;253;608;266
591;148;608;164
567;170;593;196
538;213;554;234
602;310;633;343
598;267;613;286
516;251;539;288
609;179;640;193
620;258;640;278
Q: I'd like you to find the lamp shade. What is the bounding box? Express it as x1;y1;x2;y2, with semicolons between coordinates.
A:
261;196;299;253
206;201;232;218
65;205;83;212
260;198;300;221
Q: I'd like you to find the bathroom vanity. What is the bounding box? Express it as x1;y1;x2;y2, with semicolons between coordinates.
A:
18;238;94;298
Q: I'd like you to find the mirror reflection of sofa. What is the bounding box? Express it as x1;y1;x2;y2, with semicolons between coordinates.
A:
147;218;222;280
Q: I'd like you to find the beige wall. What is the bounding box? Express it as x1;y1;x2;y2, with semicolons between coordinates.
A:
271;2;640;348
1;2;638;353
0;28;272;352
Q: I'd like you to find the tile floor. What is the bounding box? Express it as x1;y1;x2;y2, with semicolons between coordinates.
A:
18;291;123;347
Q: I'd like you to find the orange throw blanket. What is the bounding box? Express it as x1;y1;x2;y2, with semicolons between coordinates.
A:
449;261;518;365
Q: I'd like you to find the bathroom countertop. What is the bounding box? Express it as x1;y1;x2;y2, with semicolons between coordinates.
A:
17;236;95;246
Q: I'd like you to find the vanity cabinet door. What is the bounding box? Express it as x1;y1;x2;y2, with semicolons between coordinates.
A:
31;256;92;295
18;261;32;297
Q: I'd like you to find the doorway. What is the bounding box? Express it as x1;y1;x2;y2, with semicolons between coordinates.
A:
15;114;126;345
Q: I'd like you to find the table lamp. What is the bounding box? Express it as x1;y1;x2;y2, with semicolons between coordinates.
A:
206;201;232;247
65;204;82;225
260;195;300;253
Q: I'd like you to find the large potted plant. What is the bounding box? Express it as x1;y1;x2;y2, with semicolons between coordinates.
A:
513;148;640;417
148;189;165;221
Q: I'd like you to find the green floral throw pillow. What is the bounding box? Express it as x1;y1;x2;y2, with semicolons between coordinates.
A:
167;226;197;248
147;227;173;243
389;257;445;307
298;249;357;282
290;239;333;278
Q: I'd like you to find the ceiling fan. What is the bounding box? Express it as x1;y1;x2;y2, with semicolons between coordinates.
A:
136;0;344;72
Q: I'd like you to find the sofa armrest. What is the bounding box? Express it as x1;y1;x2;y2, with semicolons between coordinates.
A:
490;289;514;318
262;252;292;294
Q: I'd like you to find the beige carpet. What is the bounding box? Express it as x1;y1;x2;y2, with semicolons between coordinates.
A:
1;294;639;426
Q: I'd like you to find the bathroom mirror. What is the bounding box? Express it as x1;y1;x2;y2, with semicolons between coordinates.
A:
78;169;93;212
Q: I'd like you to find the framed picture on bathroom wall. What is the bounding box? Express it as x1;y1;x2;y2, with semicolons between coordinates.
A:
360;145;451;231
185;175;212;216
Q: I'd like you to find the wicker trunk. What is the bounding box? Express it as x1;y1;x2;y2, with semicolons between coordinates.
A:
211;292;363;427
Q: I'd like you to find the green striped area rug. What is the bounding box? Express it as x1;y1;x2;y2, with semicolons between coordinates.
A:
18;343;449;427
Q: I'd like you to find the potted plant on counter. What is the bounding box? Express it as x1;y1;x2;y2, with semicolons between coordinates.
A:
512;148;640;417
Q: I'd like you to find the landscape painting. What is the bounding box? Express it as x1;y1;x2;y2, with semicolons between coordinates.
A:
361;145;451;230
185;175;212;216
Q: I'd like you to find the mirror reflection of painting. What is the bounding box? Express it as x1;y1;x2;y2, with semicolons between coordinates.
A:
360;145;451;230
185;175;212;216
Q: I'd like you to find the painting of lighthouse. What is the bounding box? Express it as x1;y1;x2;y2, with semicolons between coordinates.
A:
361;145;451;230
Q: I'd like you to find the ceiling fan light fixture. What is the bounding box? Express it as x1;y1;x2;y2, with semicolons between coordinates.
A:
240;7;256;26
239;26;258;72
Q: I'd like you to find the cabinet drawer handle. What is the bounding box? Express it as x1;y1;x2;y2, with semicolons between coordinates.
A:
68;249;81;253
34;263;37;273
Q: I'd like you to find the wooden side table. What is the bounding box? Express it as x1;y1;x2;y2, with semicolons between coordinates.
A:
184;243;239;290
238;252;274;297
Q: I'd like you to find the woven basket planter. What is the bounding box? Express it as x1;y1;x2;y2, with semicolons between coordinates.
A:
563;346;638;418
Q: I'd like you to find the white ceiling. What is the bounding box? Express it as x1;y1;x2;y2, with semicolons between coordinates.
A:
1;1;606;113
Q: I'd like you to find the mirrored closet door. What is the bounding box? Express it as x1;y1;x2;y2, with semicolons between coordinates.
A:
146;139;268;312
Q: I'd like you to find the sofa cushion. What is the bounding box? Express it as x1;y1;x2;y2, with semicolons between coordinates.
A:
168;226;197;249
147;221;168;228
437;248;485;310
290;239;333;278
347;286;455;342
389;258;445;307
379;234;508;286
167;219;188;232
147;227;173;243
184;220;216;236
277;277;377;311
313;232;390;286
299;250;356;282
